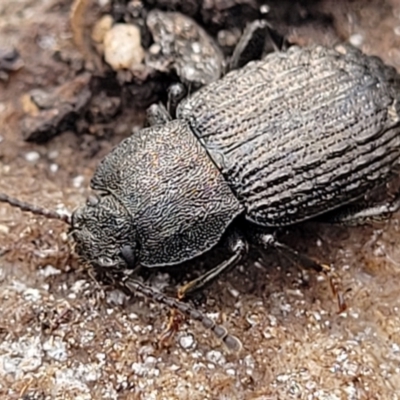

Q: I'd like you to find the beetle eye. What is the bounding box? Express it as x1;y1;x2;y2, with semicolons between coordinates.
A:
120;245;136;268
87;194;100;207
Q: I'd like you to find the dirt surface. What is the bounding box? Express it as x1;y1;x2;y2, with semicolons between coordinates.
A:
1;1;400;399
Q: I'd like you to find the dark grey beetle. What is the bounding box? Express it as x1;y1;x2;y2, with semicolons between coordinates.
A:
73;43;400;288
2;43;400;349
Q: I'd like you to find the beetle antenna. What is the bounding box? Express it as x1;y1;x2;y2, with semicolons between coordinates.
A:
0;193;71;225
123;278;242;353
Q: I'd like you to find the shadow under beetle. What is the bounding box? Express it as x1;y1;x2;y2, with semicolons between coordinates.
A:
2;43;400;350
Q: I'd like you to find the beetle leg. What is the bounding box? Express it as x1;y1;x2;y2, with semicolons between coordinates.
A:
146;103;172;126
319;189;400;226
256;233;347;312
229;20;287;72
167;82;186;118
257;233;329;273
177;233;248;300
147;83;186;125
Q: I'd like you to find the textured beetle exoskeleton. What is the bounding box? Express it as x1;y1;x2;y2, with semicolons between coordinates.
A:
178;44;400;226
72;120;243;269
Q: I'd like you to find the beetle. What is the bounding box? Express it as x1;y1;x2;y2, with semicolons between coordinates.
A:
2;43;400;346
74;43;400;292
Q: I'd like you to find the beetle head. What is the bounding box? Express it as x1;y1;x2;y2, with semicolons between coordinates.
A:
70;193;138;270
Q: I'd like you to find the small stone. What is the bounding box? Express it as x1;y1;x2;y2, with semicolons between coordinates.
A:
144;356;157;366
25;151;40;162
92;15;113;44
148;43;161;56
39;265;61;277
0;46;24;73
262;327;275;340
72;175;85;188
206;350;226;365
179;334;195;350
349;33;364;47
85;368;101;382
70;279;87;294
104;23;144;71
4;336;43;377
0;224;10;234
217;29;240;48
43;337;68;361
49;163;58;173
227;287;240;298
246;313;261;326
48;150;59;159
276;373;290;383
244;354;255;369
107;289;127;306
23;288;41;302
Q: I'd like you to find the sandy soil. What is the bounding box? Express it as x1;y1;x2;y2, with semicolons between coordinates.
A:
1;1;400;399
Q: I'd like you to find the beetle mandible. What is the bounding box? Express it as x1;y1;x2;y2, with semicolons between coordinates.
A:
2;43;400;321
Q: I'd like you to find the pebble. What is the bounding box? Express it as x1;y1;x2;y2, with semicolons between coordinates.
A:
349;33;364;47
104;23;144;71
43;337;68;361
39;265;61;277
227;287;240;298
206;350;226;365
0;224;10;234
72;175;85;188
49;163;58;173
260;4;270;14
106;289;128;306
23;288;41;302
25;151;40;162
179;334;195;350
217;29;240;48
92;14;113;44
48;150;59;159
